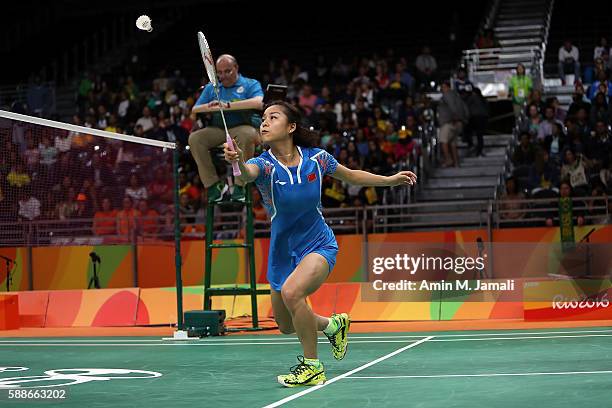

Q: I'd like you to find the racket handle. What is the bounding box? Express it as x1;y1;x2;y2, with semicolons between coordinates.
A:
231;160;241;177
226;134;242;176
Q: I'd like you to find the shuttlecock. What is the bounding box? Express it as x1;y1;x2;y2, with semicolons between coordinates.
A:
136;15;153;32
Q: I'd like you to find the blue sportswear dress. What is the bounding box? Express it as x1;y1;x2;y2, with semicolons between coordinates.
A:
246;146;339;291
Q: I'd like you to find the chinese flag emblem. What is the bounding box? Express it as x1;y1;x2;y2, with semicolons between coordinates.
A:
307;172;317;182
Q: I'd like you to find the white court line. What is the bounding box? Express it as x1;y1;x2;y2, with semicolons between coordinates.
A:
167;328;612;341
429;334;612;342
0;333;612;347
0;343;298;347
2;328;611;343
0;340;437;347
0;330;612;348
0;110;176;149
261;336;433;408
171;328;612;342
348;370;612;380
0;334;612;348
1;333;612;347
0;339;172;343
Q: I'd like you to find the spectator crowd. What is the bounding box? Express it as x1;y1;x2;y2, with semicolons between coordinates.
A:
1;46;446;240
3;35;611;238
502;42;612;226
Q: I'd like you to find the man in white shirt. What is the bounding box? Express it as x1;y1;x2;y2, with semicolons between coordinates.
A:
415;46;438;91
558;40;580;83
18;192;41;221
54;131;73;153
135;106;155;134
117;91;130;121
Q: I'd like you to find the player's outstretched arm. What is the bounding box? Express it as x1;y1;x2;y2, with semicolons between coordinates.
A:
331;164;417;187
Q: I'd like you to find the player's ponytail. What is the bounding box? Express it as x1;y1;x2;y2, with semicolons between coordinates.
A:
263;100;319;147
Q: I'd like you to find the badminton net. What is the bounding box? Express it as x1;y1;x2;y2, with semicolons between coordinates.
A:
0;110;178;247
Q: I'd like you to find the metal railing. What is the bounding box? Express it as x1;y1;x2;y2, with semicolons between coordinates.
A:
417;122;438;188
540;0;555;69
468;0;502;52
463;47;543;75
460;46;544;98
1;196;608;247
366;201;492;233
483;0;501;38
495;195;610;228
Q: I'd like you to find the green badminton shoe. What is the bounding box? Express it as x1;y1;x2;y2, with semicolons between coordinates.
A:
325;313;350;360
277;356;326;387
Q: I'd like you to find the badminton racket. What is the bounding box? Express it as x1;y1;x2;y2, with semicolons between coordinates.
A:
197;31;241;176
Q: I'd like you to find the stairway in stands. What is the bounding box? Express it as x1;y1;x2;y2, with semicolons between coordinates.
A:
407;134;513;228
494;0;551;44
417;134;513;201
409;0;556;227
413;0;548;208
465;0;554;96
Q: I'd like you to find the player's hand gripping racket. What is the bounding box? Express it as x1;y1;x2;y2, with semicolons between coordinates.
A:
197;31;241;176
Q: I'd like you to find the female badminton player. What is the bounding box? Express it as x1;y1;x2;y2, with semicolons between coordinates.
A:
223;100;417;387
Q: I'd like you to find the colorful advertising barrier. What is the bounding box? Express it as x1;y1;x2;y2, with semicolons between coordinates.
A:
523;279;612;321
0;225;610;325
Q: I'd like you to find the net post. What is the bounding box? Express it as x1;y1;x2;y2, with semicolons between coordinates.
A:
26;247;34;290
131;228;138;287
204;201;214;310
173;148;184;331
245;186;259;328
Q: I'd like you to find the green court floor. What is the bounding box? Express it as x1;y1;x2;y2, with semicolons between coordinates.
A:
0;327;611;407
